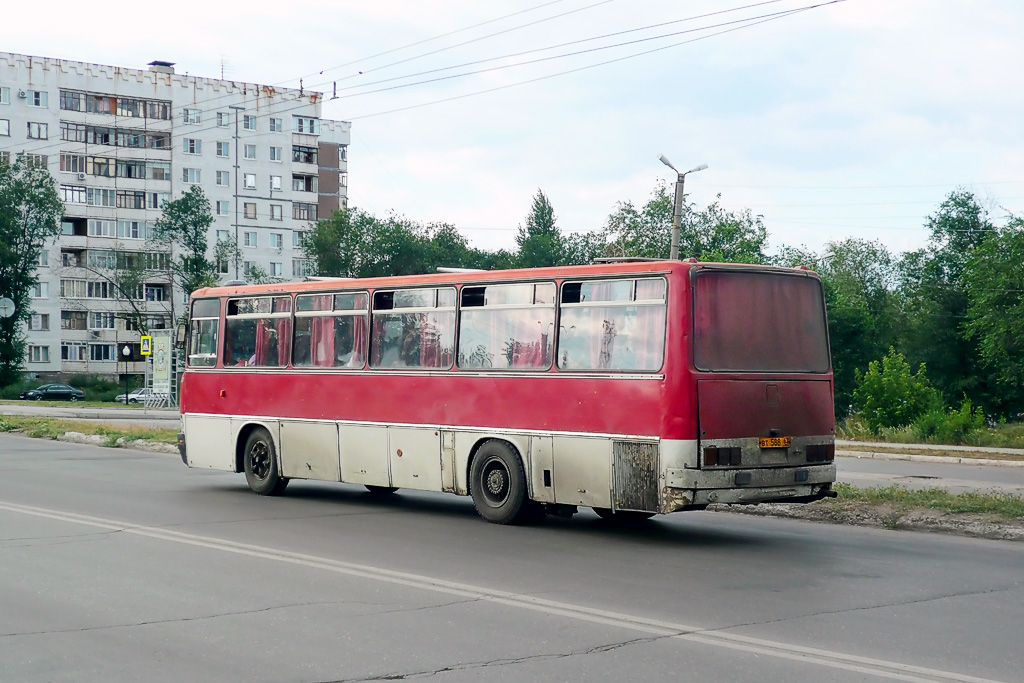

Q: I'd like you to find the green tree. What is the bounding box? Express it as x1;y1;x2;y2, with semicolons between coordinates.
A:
603;182;768;263
853;348;942;432
152;186;217;299
898;189;993;406
516;190;564;267
0;156;63;386
963;216;1024;415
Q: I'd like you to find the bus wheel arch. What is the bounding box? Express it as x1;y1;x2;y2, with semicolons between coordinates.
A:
467;438;543;525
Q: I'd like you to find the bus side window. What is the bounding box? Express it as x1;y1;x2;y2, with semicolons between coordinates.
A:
557;278;667;372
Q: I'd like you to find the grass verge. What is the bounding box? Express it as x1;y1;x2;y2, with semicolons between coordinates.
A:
828;482;1024;518
838;414;1024;449
0;415;178;446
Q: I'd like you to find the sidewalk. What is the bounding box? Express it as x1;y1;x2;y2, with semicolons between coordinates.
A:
0;404;179;422
838;440;1024;468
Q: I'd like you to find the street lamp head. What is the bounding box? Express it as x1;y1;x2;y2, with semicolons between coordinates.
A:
657;154;677;172
122;345;131;358
686;163;709;174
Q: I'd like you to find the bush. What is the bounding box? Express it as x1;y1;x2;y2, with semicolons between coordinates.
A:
913;398;987;444
853;348;942;433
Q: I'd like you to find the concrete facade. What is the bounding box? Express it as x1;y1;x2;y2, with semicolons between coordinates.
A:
0;52;350;378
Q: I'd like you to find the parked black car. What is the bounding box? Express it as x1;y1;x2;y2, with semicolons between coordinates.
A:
19;384;85;401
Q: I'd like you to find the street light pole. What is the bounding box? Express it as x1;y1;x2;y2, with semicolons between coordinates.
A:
121;345;131;406
658;155;707;260
229;105;245;280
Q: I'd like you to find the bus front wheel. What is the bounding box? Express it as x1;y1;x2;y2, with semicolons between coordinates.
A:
243;428;289;496
469;440;543;525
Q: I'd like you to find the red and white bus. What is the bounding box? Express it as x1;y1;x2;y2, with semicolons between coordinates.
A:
179;260;836;524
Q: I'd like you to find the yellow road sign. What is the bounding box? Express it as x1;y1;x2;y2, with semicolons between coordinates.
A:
140;336;152;355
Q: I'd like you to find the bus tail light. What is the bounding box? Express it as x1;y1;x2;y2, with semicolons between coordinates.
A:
703;446;741;467
806;444;835;463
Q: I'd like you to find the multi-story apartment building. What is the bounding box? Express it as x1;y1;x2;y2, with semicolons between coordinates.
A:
0;52;350;378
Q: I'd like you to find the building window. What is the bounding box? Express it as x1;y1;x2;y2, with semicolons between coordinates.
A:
60;153;86;173
243;261;257;276
293;203;316;220
22;154;47;169
293;116;320;134
183;108;201;124
293;230;306;247
145;285;167;301
243;115;256;131
292;146;317;164
89;312;116;330
88;188;116;207
292;259;311;277
149;162;171;181
340;145;348;161
244;203;257;220
60;280;86;298
28;346;50;363
28;122;48;139
270;146;282;162
216;200;230;216
183;138;202;154
270;175;282;191
61;311;87;330
61;185;87;204
270;205;283;221
243;173;256;189
216;142;229;157
244;230;258;246
269;262;282;277
0;87;10;104
216;170;230;186
27;90;48;108
61;342;87;361
37;251;49;267
30;282;49;298
216;112;230;127
243;144;256;160
87;281;114;299
270;232;283;248
183;168;201;184
148;192;170;209
90;344;117;361
28;313;50;331
117;220;150;240
340;172;348;188
269;117;283;132
0;119;9;137
292;175;317;193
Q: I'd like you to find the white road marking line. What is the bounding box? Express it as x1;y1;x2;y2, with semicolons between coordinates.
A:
0;499;1003;683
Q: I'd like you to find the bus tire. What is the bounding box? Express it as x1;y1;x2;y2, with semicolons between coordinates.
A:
243;428;288;496
469;440;541;525
365;485;398;495
593;508;655;524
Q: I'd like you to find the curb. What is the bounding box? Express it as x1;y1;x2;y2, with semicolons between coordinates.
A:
837;449;1024;468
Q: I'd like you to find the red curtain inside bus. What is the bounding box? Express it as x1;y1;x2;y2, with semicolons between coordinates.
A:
693;270;830;373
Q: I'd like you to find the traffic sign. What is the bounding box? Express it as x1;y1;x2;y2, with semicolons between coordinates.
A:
140;335;153;355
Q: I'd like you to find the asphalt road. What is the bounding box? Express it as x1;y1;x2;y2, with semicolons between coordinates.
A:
837;456;1024;495
1;434;1021;683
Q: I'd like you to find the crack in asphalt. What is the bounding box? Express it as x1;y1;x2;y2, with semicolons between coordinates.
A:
318;635;672;682
0;599;394;639
711;583;1020;633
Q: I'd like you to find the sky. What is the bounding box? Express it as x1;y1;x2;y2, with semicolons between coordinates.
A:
5;0;1023;257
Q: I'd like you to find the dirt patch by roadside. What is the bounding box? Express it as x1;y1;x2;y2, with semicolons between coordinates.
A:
713;501;1024;541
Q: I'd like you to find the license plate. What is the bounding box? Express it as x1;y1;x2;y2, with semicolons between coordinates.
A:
759;436;791;449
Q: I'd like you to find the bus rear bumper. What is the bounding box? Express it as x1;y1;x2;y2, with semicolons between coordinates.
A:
663;464;836;511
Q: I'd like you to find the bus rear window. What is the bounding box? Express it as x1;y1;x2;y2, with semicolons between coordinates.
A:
693;270;829;373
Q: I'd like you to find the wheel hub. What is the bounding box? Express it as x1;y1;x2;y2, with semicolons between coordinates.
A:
486;469;506;495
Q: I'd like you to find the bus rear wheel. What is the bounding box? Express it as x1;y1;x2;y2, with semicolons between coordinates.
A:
243;428;289;496
593;508;655;524
469;440;542;525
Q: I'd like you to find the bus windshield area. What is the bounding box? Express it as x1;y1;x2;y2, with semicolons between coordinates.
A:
692;270;830;373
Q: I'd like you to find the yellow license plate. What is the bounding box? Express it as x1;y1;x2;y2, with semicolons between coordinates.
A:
759;436;791;449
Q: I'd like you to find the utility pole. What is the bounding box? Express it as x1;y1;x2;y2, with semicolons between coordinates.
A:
658;155;707;260
229;105;245;279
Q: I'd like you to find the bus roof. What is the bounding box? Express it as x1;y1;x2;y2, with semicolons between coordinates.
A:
191;260;818;299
